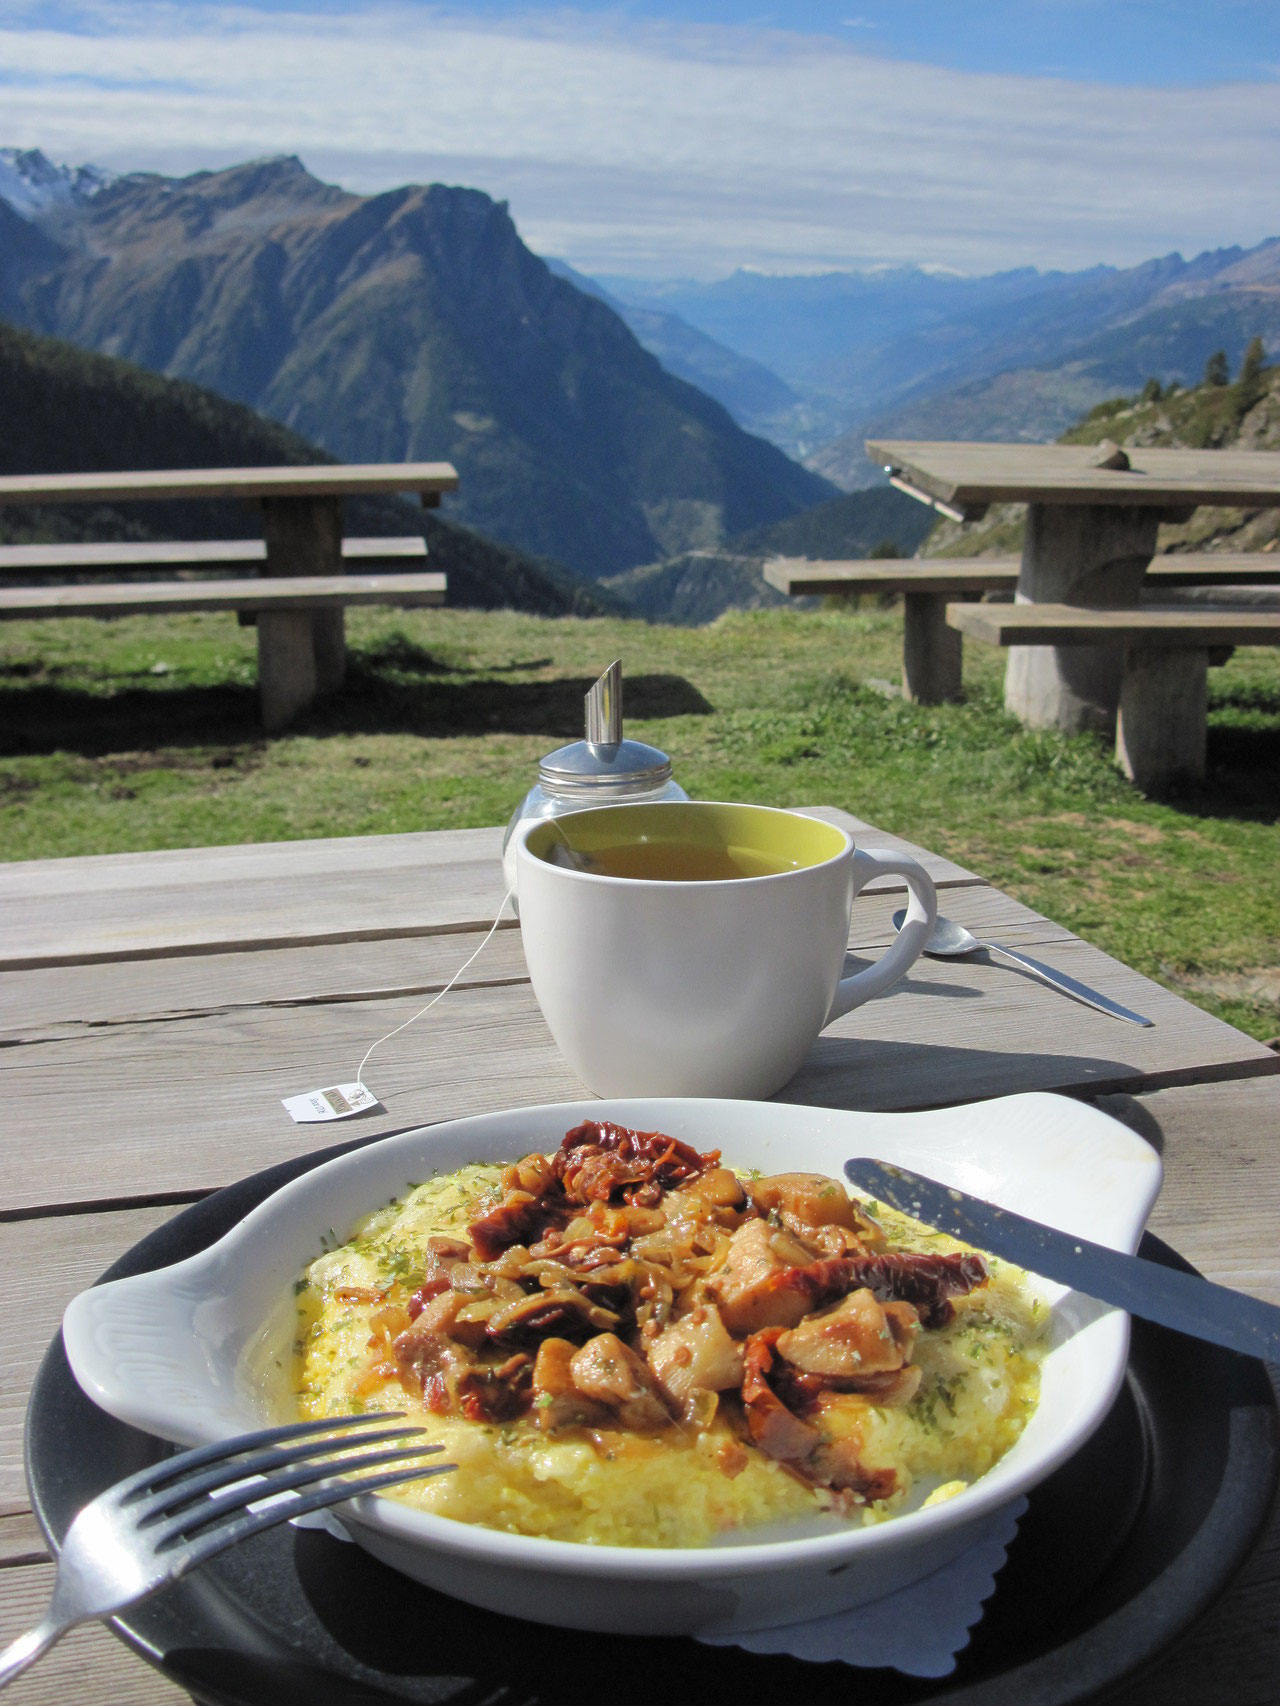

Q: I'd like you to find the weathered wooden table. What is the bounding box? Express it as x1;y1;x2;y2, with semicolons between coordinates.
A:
866;439;1280;733
1;811;1276;1703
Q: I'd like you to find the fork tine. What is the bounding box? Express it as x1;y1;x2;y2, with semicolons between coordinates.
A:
134;1424;433;1522
151;1442;445;1549
170;1456;455;1578
113;1411;414;1505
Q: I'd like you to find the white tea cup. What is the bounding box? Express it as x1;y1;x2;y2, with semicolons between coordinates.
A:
516;800;936;1099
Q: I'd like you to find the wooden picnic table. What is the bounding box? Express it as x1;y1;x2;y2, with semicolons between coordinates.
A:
1;810;1276;1703
866;439;1280;733
0;462;459;730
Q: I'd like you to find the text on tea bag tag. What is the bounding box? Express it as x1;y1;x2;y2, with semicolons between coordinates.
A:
282;1083;382;1123
281;889;514;1123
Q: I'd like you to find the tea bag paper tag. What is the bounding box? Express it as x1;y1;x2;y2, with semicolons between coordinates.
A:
283;1082;381;1123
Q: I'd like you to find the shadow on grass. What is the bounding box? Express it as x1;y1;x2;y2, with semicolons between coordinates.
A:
0;669;714;758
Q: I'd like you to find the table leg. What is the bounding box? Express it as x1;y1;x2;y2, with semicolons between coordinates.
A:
1005;503;1160;733
257;610;318;732
312;609;346;695
260;495;346;699
902;592;963;703
1116;647;1208;791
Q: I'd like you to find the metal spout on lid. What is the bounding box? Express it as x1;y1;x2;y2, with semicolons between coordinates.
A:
536;660;673;787
585;660;622;747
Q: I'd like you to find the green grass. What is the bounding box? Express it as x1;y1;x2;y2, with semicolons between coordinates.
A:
2;603;1277;1042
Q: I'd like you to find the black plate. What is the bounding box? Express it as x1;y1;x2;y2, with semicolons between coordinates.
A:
25;1134;1280;1706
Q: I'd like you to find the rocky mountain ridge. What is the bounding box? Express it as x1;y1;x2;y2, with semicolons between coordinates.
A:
0;155;834;579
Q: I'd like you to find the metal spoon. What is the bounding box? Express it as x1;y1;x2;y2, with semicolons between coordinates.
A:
891;908;1153;1026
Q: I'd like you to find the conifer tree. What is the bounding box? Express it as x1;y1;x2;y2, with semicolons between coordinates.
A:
1235;336;1268;415
1204;349;1230;387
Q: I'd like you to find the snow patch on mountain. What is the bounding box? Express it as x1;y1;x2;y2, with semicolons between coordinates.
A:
0;148;114;216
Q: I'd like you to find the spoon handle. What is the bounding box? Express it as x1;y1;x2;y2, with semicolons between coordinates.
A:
983;942;1154;1027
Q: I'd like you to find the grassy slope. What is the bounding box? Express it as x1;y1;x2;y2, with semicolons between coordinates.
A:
2;601;1276;1043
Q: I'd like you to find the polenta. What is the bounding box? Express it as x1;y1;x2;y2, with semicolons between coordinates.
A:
293;1121;1046;1547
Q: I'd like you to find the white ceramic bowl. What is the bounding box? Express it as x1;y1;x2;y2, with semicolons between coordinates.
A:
62;1093;1161;1636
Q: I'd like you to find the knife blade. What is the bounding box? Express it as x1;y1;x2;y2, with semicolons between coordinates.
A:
843;1158;1280;1364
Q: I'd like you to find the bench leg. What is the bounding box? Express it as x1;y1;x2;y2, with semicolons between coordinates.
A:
902;592;963;704
1115;647;1207;791
257;610;317;733
312;607;346;695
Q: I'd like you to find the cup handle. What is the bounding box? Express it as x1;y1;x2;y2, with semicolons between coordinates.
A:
825;848;937;1024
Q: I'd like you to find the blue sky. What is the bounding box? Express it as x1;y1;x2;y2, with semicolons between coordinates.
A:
3;3;1277;277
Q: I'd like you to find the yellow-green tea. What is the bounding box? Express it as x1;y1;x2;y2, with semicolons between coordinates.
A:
568;840;799;881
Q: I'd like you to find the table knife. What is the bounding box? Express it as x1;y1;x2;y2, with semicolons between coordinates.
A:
843;1158;1280;1363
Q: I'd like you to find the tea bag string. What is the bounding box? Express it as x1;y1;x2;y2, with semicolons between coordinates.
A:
354;887;514;1093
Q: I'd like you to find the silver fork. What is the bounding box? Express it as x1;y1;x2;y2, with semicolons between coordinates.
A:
0;1412;450;1689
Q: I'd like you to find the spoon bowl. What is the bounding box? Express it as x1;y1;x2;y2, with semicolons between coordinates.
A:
893;910;983;958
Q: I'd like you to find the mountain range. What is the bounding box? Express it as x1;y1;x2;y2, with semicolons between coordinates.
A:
4;144;1277;623
0;151;834;581
599;242;1280;482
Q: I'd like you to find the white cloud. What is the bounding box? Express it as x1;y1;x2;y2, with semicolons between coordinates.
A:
1;3;1276;276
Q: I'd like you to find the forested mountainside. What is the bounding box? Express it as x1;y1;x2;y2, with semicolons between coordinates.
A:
0;321;617;616
603;483;933;625
922;348;1280;562
0;156;834;579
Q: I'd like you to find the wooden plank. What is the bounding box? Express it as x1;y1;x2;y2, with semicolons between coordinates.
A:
867;440;1280;509
1096;1078;1280;1305
2;887;1275;1215
5;929;535;1033
0;537;426;574
0;1511;46;1567
0;813;982;972
0;1564;190;1704
1151;552;1280;583
763;557;1021;596
1084;1077;1280;1706
0;572;445;620
0;827;515;970
5;884;1068;1037
949;601;1280;648
763;553;1280;599
0;463;459;506
0;1207;178;1516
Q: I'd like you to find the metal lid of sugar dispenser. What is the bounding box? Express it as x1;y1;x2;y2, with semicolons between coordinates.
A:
537;660;673;788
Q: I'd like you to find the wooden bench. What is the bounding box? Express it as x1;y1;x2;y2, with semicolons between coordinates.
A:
762;553;1280;706
0;537;444;732
0;567;446;732
946;601;1280;790
0;462;459;732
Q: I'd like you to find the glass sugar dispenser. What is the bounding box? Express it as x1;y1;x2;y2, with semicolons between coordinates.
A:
501;660;687;903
